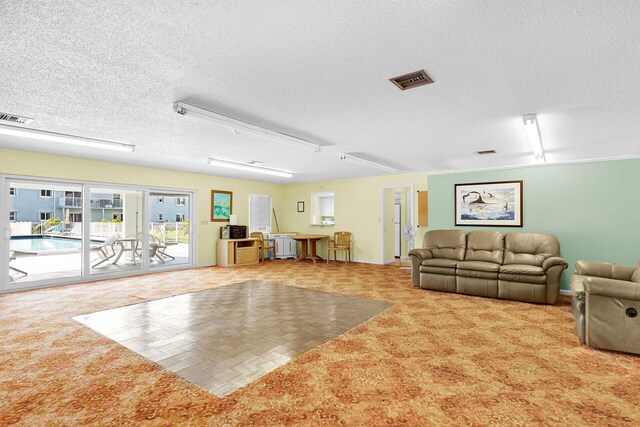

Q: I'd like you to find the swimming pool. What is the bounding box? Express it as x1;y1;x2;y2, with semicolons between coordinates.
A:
10;236;84;253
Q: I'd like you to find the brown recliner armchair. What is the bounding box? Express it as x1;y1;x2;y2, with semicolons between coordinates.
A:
570;261;640;355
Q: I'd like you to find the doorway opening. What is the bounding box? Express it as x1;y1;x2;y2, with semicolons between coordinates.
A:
380;184;414;265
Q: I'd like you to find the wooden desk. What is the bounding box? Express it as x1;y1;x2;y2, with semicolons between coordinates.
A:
289;234;329;263
217;238;259;267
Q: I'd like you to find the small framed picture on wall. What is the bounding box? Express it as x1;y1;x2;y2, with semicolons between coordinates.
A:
211;190;233;222
297;201;305;212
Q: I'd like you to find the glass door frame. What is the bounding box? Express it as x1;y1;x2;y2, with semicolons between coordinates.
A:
0;174;197;294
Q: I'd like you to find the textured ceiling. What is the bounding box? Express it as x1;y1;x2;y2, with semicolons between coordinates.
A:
1;1;639;183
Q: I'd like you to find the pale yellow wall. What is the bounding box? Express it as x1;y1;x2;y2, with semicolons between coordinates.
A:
279;172;428;263
0;149;285;266
0;149;428;266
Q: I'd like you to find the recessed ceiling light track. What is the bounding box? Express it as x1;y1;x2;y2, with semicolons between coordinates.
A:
207;158;293;178
0;123;135;152
338;153;398;174
174;101;321;153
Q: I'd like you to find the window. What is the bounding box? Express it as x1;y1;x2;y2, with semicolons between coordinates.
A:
9;187;17;196
176;197;186;206
311;191;335;225
158;212;164;221
249;195;272;233
176;213;185;222
9;211;17;222
40;189;52;198
40;211;53;221
70;213;82;222
65;191;81;198
158;197;164;204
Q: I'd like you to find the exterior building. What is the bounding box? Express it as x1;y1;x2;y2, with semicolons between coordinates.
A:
149;195;190;223
9;188;189;224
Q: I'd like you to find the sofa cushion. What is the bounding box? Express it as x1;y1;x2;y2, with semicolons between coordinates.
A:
422;230;466;261
499;273;548;284
419;265;457;276
500;264;545;276
457;268;498;280
457;260;500;273
504;232;560;267
422;258;458;268
464;230;504;264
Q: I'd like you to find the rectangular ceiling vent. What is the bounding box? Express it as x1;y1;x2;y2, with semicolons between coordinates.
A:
390;69;434;90
477;150;497;155
0;112;33;125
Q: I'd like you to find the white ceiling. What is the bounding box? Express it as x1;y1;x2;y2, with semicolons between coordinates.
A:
1;1;639;183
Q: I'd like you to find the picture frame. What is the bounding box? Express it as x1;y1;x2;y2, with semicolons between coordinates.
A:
211;190;232;222
297;201;304;212
454;180;523;227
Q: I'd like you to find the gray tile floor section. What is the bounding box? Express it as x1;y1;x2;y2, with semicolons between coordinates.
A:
74;281;392;397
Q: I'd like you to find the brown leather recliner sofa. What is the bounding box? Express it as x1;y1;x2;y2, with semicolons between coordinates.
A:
409;230;568;304
570;261;640;355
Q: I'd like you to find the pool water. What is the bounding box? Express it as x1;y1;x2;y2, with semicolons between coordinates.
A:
10;237;83;252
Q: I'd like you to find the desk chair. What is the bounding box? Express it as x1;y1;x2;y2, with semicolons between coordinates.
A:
327;231;352;264
250;232;276;262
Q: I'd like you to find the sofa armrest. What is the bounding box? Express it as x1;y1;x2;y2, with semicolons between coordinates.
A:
575;260;635;281
408;249;432;287
408;248;432;261
543;256;568;271
585;277;640;300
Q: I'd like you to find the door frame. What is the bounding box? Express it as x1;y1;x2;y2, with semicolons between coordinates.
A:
379;184;414;264
0;174;197;294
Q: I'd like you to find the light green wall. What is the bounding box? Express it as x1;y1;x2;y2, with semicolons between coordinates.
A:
278;172;428;263
0;149;285;266
427;158;640;290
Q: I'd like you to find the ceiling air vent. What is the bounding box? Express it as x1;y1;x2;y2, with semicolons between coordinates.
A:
389;69;434;90
0;112;33;125
477;150;497;155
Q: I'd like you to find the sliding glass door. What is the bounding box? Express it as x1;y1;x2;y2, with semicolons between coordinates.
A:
88;186;144;276
1;175;196;292
7;179;83;285
148;191;191;267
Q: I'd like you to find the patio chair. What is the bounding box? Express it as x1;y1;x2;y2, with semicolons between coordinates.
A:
150;234;176;261
135;232;163;263
90;235;119;268
9;251;28;281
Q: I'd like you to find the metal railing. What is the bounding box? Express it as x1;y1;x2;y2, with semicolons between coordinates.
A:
57;197;124;209
91;199;123;209
58;197;82;207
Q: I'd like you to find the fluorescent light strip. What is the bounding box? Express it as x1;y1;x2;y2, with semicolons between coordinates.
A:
0;123;135;152
174;101;321;153
208;158;293;178
523;114;545;163
338;153;398;174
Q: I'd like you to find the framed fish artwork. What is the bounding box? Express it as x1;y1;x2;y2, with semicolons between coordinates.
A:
454;181;523;227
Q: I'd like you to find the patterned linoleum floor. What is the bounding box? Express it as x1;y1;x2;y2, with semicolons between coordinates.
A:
74;281;391;397
1;261;639;425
